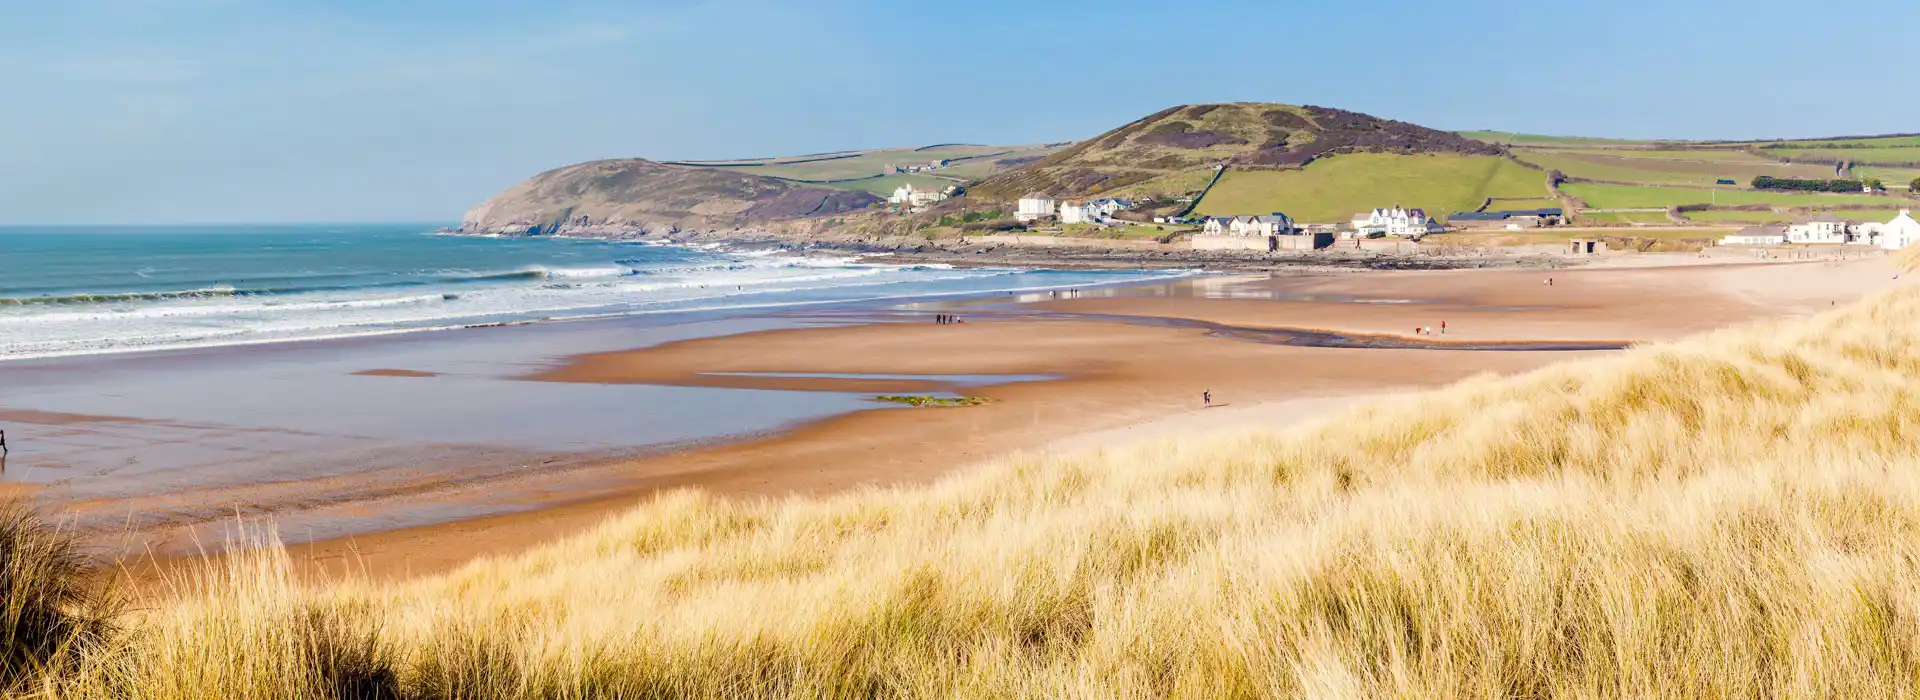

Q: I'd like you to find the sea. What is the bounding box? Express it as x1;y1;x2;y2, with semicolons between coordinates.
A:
0;223;1193;361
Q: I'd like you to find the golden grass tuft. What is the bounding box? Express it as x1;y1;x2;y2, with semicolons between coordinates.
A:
41;284;1920;697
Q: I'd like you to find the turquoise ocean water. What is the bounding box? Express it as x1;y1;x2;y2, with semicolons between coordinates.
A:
0;224;1191;360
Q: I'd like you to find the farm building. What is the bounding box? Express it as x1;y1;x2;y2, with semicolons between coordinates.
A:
1448;208;1565;230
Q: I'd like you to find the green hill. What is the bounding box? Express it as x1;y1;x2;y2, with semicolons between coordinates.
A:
972;103;1504;201
459;159;885;235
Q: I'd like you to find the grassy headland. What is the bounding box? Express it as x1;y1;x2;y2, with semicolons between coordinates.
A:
10;276;1920;697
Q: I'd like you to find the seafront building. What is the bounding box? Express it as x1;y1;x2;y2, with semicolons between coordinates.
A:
1202;213;1293;237
1721;225;1788;246
1016;193;1056;222
1447;208;1564;230
1351;207;1442;237
1785;216;1849;244
1879;210;1920;250
1059;200;1090;224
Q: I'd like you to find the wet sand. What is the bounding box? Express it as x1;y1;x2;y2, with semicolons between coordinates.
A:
73;255;1910;585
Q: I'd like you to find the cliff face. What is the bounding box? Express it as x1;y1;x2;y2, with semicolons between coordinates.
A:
459;159;882;235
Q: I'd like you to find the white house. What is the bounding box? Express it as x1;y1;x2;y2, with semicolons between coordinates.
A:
1786;216;1849;244
1880;210;1920;250
1204;213;1294;237
1059;200;1091;224
1853;222;1883;246
1091;198;1136;217
1351;207;1442;237
1721;225;1787;246
888;184;949;208
1016;193;1056;222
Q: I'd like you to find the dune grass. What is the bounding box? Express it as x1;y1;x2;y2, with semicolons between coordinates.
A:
22;281;1920;698
0;501;119;695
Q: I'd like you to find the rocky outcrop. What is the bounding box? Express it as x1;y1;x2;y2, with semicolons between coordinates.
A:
459;159;883;236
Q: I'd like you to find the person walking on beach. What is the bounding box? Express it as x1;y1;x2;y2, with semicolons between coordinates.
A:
1;429;9;456
1202;390;1212;408
1440;320;1446;334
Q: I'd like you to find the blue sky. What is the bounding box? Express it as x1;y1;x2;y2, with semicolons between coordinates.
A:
0;0;1909;224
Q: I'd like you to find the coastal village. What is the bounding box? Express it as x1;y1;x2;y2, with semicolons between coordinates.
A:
997;190;1920;256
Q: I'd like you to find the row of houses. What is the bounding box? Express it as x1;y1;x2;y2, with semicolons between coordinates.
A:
1720;210;1920;250
1198;207;1448;239
1200;213;1295;237
1015;193;1137;223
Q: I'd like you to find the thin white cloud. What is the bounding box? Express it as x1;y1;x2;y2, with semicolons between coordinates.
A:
51;55;205;86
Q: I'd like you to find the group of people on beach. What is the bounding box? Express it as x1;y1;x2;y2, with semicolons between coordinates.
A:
934;314;961;325
1414;320;1447;336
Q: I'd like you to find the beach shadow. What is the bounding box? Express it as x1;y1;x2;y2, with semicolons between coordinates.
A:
1205;403;1233;409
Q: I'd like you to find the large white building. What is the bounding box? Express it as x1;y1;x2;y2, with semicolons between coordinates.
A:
1351;207;1442;237
1786;216;1849;244
888;184;950;208
1880;210;1920;250
1016;193;1056;222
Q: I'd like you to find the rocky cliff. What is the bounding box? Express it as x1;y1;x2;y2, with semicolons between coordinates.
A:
459;159;883;235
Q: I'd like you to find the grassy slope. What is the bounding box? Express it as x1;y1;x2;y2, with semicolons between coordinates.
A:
1682;209;1911;225
1578;211;1674;224
1565;182;1893;209
1762;146;1920;165
1194;154;1548;222
1485;198;1564;210
672;144;1065;186
47;280;1920;698
1457;131;1660;147
1516;149;1843;186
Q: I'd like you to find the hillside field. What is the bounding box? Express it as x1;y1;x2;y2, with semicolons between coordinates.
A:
1515;150;1846;186
1457;131;1662;147
1564;182;1894;209
669;144;1066;186
1194;153;1550;222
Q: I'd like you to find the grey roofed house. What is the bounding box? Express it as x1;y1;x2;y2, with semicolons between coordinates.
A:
1736;224;1788;236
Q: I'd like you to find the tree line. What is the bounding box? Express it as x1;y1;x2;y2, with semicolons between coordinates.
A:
1751;175;1868;193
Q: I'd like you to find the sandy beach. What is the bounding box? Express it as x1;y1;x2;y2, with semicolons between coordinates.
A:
5;253;1896;586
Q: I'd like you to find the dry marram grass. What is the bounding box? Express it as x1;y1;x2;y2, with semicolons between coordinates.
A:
24;285;1920;698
